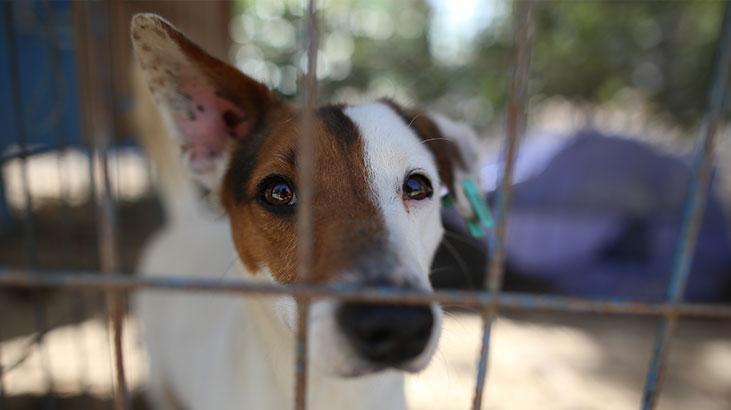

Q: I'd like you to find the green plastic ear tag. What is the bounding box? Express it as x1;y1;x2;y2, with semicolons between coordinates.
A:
442;179;493;238
462;179;494;238
441;194;455;208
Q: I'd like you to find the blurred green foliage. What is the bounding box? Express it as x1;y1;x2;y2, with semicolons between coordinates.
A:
530;1;723;127
232;0;725;130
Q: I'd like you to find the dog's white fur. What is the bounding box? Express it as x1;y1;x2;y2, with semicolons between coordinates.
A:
136;103;462;409
132;15;481;410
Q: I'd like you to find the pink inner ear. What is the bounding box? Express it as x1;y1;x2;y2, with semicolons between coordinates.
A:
171;78;254;173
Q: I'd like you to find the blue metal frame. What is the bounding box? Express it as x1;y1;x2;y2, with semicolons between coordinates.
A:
641;3;731;409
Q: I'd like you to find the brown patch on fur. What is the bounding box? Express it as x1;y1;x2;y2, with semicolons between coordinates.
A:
381;99;466;195
160;25;271;131
222;105;387;284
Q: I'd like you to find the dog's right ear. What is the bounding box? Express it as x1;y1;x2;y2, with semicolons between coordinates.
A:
131;14;274;189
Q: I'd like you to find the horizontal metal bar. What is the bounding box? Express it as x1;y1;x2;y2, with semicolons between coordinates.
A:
1;269;730;319
0;145;61;165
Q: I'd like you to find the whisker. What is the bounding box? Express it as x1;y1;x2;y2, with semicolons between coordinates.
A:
218;252;239;280
433;346;452;382
441;239;476;289
442;304;480;314
407;113;422;127
443;231;487;254
421;137;450;144
429;266;456;275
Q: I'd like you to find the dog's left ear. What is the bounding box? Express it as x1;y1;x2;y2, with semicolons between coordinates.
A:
425;112;482;217
383;100;481;217
130;13;277;190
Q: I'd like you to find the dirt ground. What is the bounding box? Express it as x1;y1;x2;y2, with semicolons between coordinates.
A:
1;287;730;410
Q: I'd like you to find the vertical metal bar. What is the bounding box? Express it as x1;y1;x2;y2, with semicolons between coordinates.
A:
471;315;493;409
0;9;13;409
641;3;731;409
297;0;318;279
294;1;319;409
73;2;128;409
471;2;534;409
0;332;4;410
295;299;311;410
33;300;56;410
4;0;36;266
486;1;534;295
4;3;56;409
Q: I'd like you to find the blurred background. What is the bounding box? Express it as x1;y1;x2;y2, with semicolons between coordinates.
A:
1;0;730;409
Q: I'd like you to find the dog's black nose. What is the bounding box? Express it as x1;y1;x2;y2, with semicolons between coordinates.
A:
336;303;433;365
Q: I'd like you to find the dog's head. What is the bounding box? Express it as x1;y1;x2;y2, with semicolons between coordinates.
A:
132;14;480;377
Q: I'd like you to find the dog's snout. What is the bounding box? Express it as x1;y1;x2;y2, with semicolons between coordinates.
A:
336;303;433;366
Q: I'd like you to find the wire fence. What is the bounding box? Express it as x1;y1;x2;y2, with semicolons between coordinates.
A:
1;1;730;410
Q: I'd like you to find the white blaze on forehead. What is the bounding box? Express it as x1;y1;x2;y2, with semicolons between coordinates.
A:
343;102;443;280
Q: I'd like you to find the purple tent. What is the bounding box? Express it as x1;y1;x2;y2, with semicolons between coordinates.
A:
487;131;731;302
432;131;731;301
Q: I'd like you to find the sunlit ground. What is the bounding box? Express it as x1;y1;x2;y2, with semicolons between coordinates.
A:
2;309;731;410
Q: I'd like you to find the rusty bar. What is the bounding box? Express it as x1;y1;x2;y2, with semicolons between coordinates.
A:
486;0;534;294
74;2;128;409
2;270;731;319
0;333;3;410
295;299;311;410
642;318;677;410
33;301;55;410
641;3;731;409
294;0;319;409
0;12;15;409
472;2;535;409
471;312;493;409
297;0;318;281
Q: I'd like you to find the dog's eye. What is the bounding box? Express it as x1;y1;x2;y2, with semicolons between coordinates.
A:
403;174;433;201
259;176;297;210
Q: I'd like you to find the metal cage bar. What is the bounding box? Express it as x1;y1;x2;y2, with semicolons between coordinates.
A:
294;1;319;409
640;3;731;409
0;336;3;408
472;2;535;408
74;2;129;409
2;271;731;319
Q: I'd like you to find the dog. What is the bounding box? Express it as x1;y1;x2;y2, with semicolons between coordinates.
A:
131;13;480;410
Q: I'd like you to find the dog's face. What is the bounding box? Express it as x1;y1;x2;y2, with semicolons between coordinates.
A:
132;14;479;377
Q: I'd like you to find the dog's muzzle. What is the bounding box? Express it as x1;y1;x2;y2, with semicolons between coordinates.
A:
336;300;434;366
